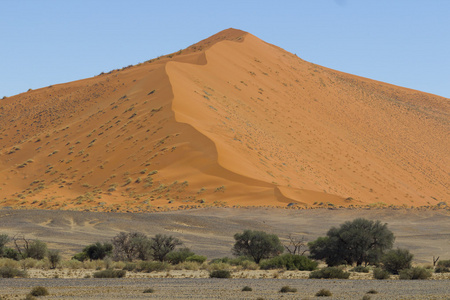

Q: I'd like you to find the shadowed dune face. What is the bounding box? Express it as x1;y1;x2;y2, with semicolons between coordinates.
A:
0;28;448;211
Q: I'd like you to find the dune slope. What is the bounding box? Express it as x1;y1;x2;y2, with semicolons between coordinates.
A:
0;29;448;211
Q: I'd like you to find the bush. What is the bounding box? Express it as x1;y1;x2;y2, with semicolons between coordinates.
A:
309;267;350;279
185;255;207;264
72;252;88;262
259;254;318;271
382;248;413;274
315;289;332;297
242;286;252;291
399;267;432;280
137;261;171;273
48;250;61;269
30;286;49;296
24;295;37;300
0;266;27;278
151;234;182;262
123;262;137;271
210;269;231;278
25;240;48;260
437;259;450;268
143;288;155;293
350;266;369;273
93;269;126;278
206;262;231;271
173;261;200;271
373;268;390;279
166;248;194;264
62;259;83;269
362;296;371;300
434;266;450;273
84;242;113;261
367;289;378;294
279;286;297;293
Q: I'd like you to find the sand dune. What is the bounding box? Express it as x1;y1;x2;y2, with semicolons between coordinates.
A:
0;28;448;211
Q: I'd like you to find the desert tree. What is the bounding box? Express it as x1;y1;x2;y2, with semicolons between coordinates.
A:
284;234;308;256
151;234;182;261
112;232;152;261
83;242;113;261
309;218;394;266
232;230;284;263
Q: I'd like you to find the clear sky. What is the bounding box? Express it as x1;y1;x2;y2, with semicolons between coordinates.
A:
1;0;449;98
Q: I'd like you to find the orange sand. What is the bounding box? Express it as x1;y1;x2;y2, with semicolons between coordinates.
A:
0;29;448;212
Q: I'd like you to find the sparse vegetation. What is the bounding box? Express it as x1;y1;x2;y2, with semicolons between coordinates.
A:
381;248;413;274
309;267;350;279
93;269;126;278
373;267;390;279
143;288;155;293
30;286;49;296
210;269;231;278
315;289;332;297
259;253;317;270
279;286;297;293
242;286;252;291
399;267;432;280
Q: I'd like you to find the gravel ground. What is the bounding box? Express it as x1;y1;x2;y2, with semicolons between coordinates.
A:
1;278;449;299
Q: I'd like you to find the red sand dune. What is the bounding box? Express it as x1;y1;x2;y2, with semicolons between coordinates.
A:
0;28;448;212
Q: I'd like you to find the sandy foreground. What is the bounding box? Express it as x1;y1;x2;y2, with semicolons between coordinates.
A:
1;276;450;299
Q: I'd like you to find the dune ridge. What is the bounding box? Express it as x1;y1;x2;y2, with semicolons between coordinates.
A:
0;28;448;212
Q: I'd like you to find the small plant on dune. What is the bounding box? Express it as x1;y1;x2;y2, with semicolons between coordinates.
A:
30;286;49;296
209;269;231;278
362;295;371;300
315;289;332;297
143;288;155;293
367;289;378;294
24;295;37;300
279;286;297;293
242;286;252;291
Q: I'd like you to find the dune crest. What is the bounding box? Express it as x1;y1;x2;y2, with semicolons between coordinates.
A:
0;28;448;211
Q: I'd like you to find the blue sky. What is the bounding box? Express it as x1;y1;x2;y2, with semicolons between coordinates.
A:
1;0;449;98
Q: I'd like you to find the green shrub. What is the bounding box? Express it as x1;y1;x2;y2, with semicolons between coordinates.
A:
381;248;413;274
350;266;369;273
315;289;332;297
373;268;390;279
72;252;88;262
143;288;155;293
0;266;27;278
399;267;432;280
137;261;170;273
93;269;126;278
123;262;137;271
309;267;350;279
259;254;318;271
209;269;231;278
185;255;207;264
48;250;61;269
166;248;194;264
242;286;252;291
367;289;378;294
206;262;231;271
437;259;450;268
279;286;297;293
434;266;450;273
30;286;49;296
